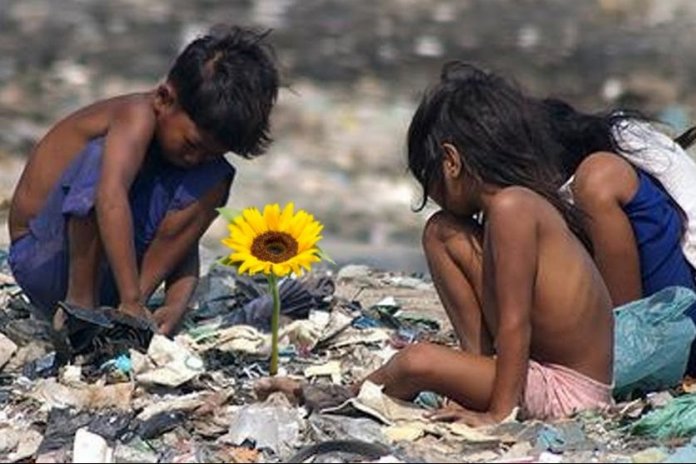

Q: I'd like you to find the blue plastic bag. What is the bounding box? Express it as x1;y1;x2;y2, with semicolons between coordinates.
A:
613;286;696;398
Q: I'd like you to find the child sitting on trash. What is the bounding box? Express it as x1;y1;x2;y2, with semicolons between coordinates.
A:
540;98;696;376
257;62;615;425
7;25;279;356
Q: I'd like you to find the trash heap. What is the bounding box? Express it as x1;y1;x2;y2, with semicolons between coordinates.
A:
1;253;696;463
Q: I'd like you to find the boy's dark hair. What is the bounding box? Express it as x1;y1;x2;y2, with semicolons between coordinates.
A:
168;25;279;158
407;61;593;252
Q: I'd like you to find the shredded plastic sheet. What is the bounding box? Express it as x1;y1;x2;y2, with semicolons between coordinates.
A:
631;394;696;439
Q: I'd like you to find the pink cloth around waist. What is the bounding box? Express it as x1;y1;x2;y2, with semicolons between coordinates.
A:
522;360;613;421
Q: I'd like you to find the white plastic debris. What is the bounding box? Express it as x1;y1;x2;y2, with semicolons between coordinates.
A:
72;428;113;463
0;332;17;369
135;334;205;387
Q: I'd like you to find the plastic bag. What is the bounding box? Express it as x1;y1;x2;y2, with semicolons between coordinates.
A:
613;286;696;398
631;394;696;439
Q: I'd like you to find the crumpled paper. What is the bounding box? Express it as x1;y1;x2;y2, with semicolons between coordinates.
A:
133;334;204;387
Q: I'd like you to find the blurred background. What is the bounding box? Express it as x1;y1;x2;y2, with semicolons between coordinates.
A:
1;0;696;273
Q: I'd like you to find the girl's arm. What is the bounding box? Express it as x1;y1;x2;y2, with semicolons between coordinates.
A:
482;190;538;421
572;152;641;305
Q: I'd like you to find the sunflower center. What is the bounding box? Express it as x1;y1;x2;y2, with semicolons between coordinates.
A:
250;231;299;263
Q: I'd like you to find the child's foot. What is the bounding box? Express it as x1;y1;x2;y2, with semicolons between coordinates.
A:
254;376;304;403
51;305;72;365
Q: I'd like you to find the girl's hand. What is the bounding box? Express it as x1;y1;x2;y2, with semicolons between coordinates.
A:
425;404;498;427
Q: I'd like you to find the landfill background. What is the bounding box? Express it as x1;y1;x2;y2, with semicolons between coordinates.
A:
3;0;696;462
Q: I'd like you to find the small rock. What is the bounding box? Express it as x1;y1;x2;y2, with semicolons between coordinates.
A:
337;264;372;281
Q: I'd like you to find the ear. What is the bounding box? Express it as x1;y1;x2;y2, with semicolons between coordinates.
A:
153;82;177;114
442;143;463;178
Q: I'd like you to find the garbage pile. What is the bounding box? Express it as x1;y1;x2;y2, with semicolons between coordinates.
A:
1;253;696;463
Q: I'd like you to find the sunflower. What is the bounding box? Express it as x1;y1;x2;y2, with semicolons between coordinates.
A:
222;202;323;276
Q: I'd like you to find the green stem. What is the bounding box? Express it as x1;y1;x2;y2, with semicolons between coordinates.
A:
268;273;281;376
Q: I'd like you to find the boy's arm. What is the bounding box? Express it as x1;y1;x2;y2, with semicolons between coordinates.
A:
139;177;232;333
153;247;199;336
483;193;538;421
96;102;156;319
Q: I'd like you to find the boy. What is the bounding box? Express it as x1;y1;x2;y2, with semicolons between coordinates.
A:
7;26;279;350
258;62;614;424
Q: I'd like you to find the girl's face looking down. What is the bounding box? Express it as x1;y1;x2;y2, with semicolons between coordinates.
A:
430;143;482;217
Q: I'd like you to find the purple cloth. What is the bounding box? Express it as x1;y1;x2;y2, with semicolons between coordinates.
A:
8;137;235;318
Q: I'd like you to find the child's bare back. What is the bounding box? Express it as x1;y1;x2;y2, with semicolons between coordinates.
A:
9;94;152;241
482;186;613;386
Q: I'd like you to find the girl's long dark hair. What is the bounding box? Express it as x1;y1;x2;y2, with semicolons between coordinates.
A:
407;61;593;252
542;98;696;179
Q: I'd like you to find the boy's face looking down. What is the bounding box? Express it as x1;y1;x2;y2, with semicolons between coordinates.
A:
153;83;227;168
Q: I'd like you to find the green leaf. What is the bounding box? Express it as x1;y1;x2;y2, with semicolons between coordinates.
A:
316;246;335;265
216;206;243;222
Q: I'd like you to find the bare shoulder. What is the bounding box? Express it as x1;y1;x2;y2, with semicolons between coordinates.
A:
488;186;546;218
64;93;155;139
572;151;638;204
107;93;154;120
486;187;545;232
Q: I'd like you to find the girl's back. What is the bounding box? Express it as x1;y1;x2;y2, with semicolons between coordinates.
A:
482;186;614;385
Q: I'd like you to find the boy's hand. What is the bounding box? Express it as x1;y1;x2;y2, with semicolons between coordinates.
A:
153;305;187;336
117;301;158;331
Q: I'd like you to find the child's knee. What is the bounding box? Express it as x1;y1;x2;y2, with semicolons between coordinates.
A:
422;211;480;257
393;343;438;379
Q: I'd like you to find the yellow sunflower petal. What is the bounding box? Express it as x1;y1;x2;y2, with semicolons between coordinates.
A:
237;259;253;274
263;203;281;231
278;202;295;232
288;211;312;237
242;207;268;235
294;251;320;270
272;262;292;276
289;261;303;276
233;216;258;241
296;234;320;252
250;261;269;274
225;239;253;253
227;224;253;247
230;252;254;263
221;203;325;276
221;237;236;250
297;224;322;251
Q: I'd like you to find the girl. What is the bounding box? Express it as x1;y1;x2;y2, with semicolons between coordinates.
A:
362;62;616;424
541;96;696;375
258;62;616;425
